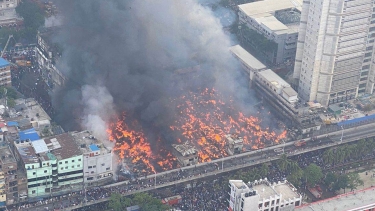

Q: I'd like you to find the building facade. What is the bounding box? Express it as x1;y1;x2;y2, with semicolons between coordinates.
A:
0;58;11;87
36;27;65;88
0;132;18;206
238;0;303;64
71;131;113;185
229;179;301;211
14;133;84;200
293;0;375;106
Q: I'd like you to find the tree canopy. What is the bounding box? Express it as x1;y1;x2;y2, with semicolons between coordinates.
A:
303;163;323;187
108;192;169;211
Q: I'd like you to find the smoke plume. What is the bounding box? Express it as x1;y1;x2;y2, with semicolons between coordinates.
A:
53;0;253;140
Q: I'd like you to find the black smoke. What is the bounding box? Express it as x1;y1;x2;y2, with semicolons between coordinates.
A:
52;0;254;140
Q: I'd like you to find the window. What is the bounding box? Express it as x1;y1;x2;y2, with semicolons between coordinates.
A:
61;168;63;170
72;160;75;163
32;190;36;194
72;165;75;168
106;167;110;171
101;163;105;166
44;170;47;173
65;161;68;164
88;166;92;169
91;171;94;174
78;159;81;161
77;165;80;167
87;177;93;181
59;162;62;164
93;165;96;168
65;166;68;169
33;172;36;175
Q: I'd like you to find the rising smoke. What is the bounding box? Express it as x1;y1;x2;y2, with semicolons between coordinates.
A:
53;0;254;140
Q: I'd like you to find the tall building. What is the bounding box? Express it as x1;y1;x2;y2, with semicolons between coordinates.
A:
229;179;301;211
238;0;303;64
0;58;11;87
293;0;375;106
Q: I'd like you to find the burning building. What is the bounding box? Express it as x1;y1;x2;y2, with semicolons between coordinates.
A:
171;142;198;167
225;134;244;155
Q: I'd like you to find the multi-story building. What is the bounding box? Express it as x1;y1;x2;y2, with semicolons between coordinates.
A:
296;186;375;211
71;131;113;185
229;179;301;211
293;0;375;106
172;142;198;166
238;0;303;64
0;58;11;87
36;27;65;88
0;133;18;206
0;0;21;26
13;133;83;199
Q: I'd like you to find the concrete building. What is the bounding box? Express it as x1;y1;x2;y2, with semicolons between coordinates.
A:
225;134;244;155
230;45;267;87
296;186;375;211
172;142;198;167
0;58;11;87
36;27;65;88
0;0;21;26
229;179;301;211
0;133;18;206
13;133;83;199
71;131;113;185
238;0;303;64
293;0;375;106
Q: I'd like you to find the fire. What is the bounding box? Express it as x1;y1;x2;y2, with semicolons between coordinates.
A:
107;88;287;173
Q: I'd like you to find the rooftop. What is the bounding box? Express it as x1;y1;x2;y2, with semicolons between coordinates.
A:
172;142;197;156
250;179;300;200
15;143;39;165
230;180;250;190
258;69;291;89
0;58;9;68
71;130;112;155
0;146;16;164
253;183;277;199
47;133;81;160
239;0;302;34
229;45;267;71
296;186;375;211
282;87;298;97
273;183;300;200
239;0;303;19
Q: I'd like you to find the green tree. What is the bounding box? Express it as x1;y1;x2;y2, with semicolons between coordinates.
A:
133;193;169;211
347;172;364;191
108;193;126;211
277;154;290;172
323;148;335;166
259;163;269;178
6;87;17;99
287;166;303;187
332;174;349;192
303;163;323;187
7;97;15;108
324;172;337;190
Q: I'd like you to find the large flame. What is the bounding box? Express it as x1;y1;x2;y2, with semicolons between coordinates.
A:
107;88;286;173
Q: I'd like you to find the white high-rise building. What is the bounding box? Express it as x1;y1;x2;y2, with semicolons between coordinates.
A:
293;0;375;106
